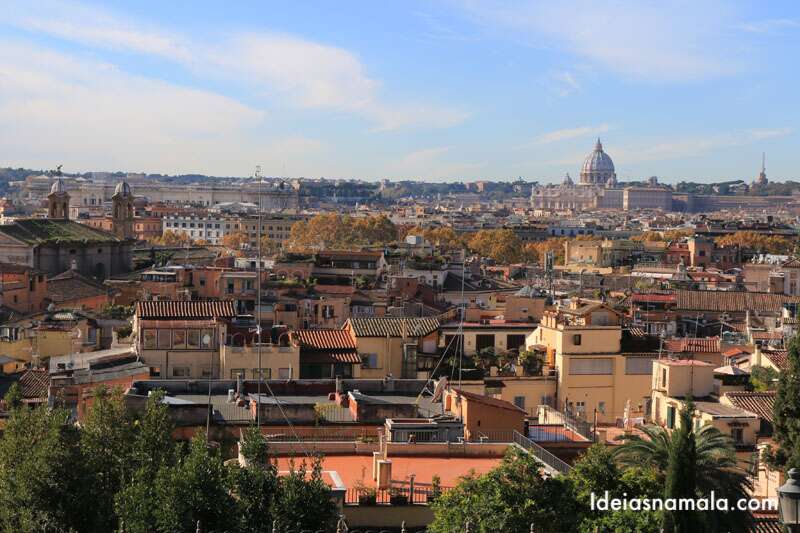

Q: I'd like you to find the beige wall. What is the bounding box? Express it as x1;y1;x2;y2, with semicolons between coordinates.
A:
220;344;299;380
557;352;653;424
503;296;546;322
651;360;715;398
456;377;557;417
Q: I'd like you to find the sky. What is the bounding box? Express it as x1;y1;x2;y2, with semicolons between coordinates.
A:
1;0;799;183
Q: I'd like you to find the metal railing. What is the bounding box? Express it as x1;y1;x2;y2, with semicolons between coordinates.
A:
344;485;448;506
538;405;595;442
512;430;571;475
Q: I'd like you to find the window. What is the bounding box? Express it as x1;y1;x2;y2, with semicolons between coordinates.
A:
731;428;744;444
187;330;200;349
157;330;172;349
569;358;612;375
150;366;161;377
172;367;191;378
575;401;586;416
666;405;676;429
598;401;606;414
625;357;655;375
201;329;214;349
661;368;668;388
572;334;582;346
513;396;526;410
251;368;271;379
143;330;157;349
507;334;526;352
230;368;246;379
200;366;212;378
278;368;291;379
172;330;187;349
361;353;379;369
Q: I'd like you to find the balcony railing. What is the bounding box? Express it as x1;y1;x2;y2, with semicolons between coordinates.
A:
511;430;572;475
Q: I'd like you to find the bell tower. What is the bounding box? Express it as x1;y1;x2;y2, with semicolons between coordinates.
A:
112;181;134;240
47;178;70;219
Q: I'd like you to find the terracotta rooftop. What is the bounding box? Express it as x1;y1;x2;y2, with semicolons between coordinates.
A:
46;269;112;304
135;300;237;319
347;316;440;338
19;369;49;400
675;290;800;313
664;337;720;353
293;329;360;364
657;359;715;367
762;350;790;371
451;388;527;414
724;391;776;423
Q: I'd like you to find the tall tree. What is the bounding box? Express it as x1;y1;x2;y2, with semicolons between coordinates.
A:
615;400;752;533
769;335;800;470
271;456;337;533
230;426;278;533
153;434;234;533
0;406;88;533
427;448;580;533
80;386;135;532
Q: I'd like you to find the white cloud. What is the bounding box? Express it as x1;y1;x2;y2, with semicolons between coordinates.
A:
546;128;794;167
737;19;800;34
549;70;581;97
457;0;742;82
387;146;486;179
531;124;610;145
0;41;325;176
5;0;467;132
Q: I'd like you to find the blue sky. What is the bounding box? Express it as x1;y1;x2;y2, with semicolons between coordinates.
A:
1;0;799;182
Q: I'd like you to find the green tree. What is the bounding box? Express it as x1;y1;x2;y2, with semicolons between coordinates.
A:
615;400;752;533
80;386;135;532
750;365;779;391
769;335;800;471
115;390;177;533
153;434;234;533
230;426;278;533
567;444;661;532
271;456;337;532
427;448;579;533
0;406;88;533
2;382;22;410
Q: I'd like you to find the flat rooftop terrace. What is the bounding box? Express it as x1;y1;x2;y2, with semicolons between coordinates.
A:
275;454;502;488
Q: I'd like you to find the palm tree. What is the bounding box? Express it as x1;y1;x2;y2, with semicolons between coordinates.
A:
614;399;753;533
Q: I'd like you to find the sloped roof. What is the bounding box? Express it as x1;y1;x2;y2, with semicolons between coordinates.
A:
451;388;527;414
347;317;440;338
46;270;112;304
19;369;49;400
762;350;789;371
724;391;776;422
0;219;120;245
665;336;720;353
675;290;800;313
295;329;356;350
135;300;236;319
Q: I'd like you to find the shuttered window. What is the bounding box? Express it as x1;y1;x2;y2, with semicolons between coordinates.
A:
569;358;613;375
625;357;655;375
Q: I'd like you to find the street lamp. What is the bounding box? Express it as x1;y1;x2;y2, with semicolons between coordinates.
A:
778;468;800;532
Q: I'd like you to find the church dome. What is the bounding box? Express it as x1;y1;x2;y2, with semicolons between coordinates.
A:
580;138;616;185
50;178;66;195
114;181;132;196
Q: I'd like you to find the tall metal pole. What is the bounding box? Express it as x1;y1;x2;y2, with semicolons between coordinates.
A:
256;166;263;428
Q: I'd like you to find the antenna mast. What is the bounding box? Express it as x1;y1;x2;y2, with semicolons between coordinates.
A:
255;165;263;428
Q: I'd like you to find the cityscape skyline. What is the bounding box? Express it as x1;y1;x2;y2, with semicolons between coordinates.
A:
1;0;799;182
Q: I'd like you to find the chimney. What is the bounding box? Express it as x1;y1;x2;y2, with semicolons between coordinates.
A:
753;344;762;368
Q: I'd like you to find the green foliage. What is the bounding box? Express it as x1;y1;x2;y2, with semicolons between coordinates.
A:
2;382;22;410
750;365;779;391
615;400;752;533
271;456;336;532
153;435;234;533
100;304;134;320
80;386;135;532
0;406;87;533
770;335;800;471
428;447;580;533
517;349;544;376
